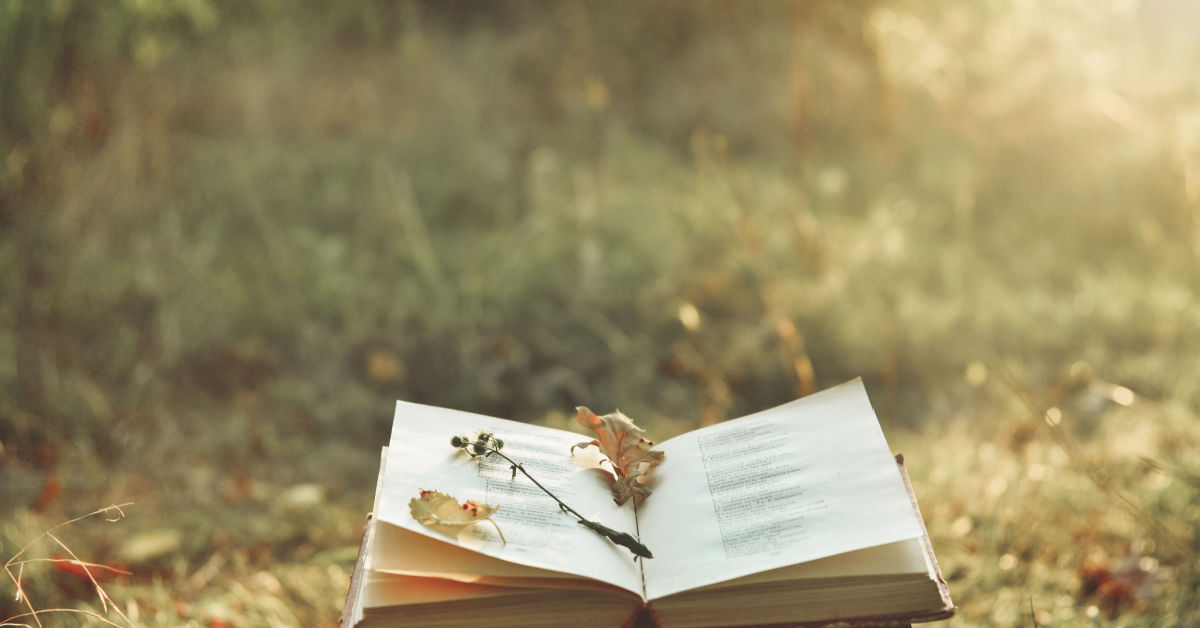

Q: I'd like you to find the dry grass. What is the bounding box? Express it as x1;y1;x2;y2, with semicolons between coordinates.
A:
3;505;134;627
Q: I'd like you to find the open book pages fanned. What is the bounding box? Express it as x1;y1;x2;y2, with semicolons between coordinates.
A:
341;379;954;628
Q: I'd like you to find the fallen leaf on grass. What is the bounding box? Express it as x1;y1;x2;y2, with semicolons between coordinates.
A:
30;474;60;512
365;348;406;384
1078;555;1158;619
117;529;183;564
409;490;505;543
275;483;325;510
571;407;664;505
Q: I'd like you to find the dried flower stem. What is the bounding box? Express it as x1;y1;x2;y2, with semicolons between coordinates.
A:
453;434;652;559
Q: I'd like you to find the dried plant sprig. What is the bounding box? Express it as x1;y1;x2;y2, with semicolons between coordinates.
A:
3;503;135;628
451;432;653;559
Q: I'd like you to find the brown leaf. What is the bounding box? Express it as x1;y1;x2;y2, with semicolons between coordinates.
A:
365;348;406;384
184;344;277;400
572;407;664;505
612;460;658;506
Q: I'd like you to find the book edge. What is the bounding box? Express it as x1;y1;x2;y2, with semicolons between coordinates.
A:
895;453;956;620
339;514;372;628
340;447;389;628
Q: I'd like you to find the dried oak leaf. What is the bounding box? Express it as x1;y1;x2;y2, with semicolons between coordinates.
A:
612;459;659;506
571;407;664;505
409;490;505;543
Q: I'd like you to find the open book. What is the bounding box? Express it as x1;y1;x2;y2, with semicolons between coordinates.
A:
341;379;954;627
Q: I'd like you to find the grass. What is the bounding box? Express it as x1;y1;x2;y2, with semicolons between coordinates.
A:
2;1;1199;626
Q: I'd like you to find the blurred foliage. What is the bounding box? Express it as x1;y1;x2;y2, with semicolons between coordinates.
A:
2;0;1200;625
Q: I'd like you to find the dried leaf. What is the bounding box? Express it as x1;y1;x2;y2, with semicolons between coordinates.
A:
365;348;406;383
117;529;183;564
612;460;657;506
409;490;505;543
52;555;125;584
571;407;664;505
30;474;60;512
579;520;653;559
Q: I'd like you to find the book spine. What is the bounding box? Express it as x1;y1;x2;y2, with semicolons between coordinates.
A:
622;603;661;628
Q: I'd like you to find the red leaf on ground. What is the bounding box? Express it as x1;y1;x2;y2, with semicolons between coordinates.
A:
30;475;60;512
51;553;128;584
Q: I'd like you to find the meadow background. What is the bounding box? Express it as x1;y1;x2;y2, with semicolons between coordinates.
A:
2;1;1199;625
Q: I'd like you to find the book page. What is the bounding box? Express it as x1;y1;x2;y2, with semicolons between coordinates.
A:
375;401;644;595
696;538;931;589
639;379;924;599
370;519;608;581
